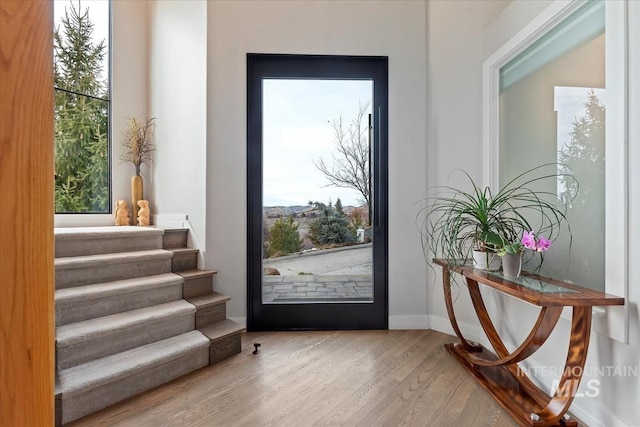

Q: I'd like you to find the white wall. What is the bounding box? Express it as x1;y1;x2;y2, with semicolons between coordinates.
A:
426;0;511;329
207;0;429;324
428;1;640;425
55;0;149;227
148;0;208;249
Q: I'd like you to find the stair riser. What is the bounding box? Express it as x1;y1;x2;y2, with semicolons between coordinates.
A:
57;311;195;370
172;252;198;272
183;275;213;298
56;281;183;326
210;333;242;365
196;303;226;328
61;346;209;424
56;235;163;258
56;257;172;289
163;230;188;249
55;389;62;427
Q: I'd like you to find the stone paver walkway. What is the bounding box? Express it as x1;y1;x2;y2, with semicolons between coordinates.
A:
263;274;373;303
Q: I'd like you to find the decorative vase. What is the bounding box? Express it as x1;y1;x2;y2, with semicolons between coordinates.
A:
472;250;501;271
131;174;143;224
501;252;523;278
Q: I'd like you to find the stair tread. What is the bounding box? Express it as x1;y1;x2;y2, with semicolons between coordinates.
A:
55;226;164;240
55;249;172;270
176;269;218;279
170;247;199;254
185;291;230;307
58;330;209;397
56;300;195;346
199;319;245;341
55;273;183;302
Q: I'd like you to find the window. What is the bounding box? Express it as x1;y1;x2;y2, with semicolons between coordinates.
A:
498;0;605;291
54;0;110;213
484;0;629;343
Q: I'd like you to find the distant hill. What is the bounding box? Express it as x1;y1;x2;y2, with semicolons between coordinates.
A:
263;204;358;219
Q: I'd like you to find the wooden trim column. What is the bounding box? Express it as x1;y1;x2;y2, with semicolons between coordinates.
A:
0;1;55;425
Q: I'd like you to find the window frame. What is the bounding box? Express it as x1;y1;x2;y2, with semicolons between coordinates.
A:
482;0;629;343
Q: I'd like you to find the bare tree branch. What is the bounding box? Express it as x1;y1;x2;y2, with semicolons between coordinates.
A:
314;101;371;224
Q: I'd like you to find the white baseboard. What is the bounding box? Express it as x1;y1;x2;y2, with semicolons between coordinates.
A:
556;391;628;427
388;315;430;330
428;314;485;344
152;213;188;228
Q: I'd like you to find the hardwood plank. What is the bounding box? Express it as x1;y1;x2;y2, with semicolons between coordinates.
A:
0;1;55;425
67;330;525;427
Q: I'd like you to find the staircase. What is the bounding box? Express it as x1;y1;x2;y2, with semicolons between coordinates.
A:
54;227;244;425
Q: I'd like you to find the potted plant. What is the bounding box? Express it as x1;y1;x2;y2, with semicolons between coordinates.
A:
495;230;553;278
419;164;575;272
120;116;155;223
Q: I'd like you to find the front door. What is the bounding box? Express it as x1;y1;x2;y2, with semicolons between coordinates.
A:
247;54;388;330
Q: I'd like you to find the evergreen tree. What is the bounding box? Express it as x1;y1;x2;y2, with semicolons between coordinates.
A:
54;2;109;212
308;201;356;247
266;216;303;257
558;90;604;206
558;90;605;283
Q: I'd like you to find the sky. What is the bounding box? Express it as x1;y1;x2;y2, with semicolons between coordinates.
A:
54;0;110;82
263;79;373;207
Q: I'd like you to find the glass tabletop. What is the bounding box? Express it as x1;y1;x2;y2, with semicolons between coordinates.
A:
488;271;578;294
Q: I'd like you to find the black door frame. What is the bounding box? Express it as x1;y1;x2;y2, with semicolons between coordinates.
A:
247;53;388;331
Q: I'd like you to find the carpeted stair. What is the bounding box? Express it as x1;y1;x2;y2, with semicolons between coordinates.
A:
54;226;243;425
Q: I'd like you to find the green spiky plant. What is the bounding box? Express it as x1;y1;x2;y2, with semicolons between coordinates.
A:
419;164;577;270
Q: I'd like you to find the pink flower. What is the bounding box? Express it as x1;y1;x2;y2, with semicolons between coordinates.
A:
536;236;552;252
521;231;536;250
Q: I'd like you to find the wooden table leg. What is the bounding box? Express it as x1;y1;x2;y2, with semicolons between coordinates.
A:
442;268;483;352
465;278;563;366
443;275;591;426
530;306;592;425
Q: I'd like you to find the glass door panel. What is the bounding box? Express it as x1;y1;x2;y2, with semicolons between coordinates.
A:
262;79;373;305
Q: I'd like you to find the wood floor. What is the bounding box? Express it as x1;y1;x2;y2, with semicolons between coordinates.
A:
69;330;517;427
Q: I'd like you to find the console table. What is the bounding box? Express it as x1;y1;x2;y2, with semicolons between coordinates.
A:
434;259;624;427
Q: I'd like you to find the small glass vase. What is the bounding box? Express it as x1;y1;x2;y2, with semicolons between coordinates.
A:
501;252;523;278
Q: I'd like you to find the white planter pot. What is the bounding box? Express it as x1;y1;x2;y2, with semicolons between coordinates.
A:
501;252;523;278
472;250;501;271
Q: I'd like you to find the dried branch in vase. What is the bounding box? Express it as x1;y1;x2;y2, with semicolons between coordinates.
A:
121;116;156;175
